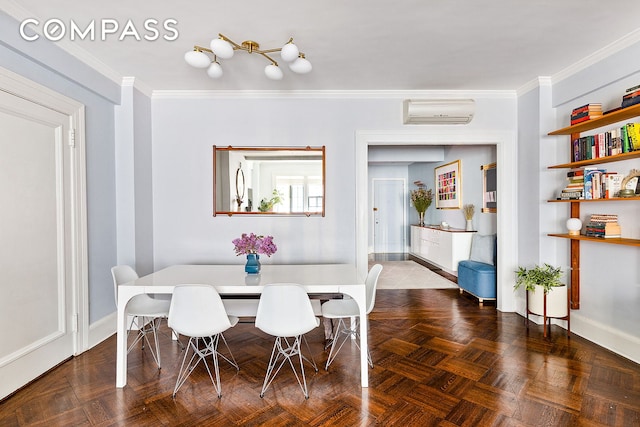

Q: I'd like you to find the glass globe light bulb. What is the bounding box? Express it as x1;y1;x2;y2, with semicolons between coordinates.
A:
289;56;312;74
210;38;234;59
264;64;283;80
207;61;223;79
280;42;299;62
184;50;210;68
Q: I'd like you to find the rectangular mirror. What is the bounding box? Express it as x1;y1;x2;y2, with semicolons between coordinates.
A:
213;146;325;216
481;162;497;213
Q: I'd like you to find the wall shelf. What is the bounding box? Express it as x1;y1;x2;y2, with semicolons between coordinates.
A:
548;151;640;169
548;197;640;203
548;104;640;136
548;233;640;247
547;102;640;310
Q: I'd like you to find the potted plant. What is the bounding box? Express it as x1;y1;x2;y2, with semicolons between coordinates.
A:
410;183;433;226
462;204;475;231
514;263;568;336
258;189;284;212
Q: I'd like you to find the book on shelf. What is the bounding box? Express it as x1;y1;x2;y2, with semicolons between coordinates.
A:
572;103;602;114
620;85;640;108
558;192;583;200
626;123;640;150
585;221;621;238
570;103;603;125
589;213;618;222
571;109;603;118
563;181;584;189
583;167;606;199
625;84;640;93
621;126;629;153
623;89;640;100
570;124;639;162
621;96;640;109
610;129;622;155
557;169;585;199
571;113;603;125
604;173;622;198
567;168;584;177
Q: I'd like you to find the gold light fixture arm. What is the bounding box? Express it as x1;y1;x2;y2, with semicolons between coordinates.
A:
193;45;213;53
187;34;311;79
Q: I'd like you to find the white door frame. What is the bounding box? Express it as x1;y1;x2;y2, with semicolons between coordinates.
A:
355;129;518;313
0;67;88;353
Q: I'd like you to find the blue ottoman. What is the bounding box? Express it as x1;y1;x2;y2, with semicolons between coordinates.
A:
457;260;496;305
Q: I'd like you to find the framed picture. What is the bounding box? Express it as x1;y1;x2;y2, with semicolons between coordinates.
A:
481;162;497;213
435;160;461;209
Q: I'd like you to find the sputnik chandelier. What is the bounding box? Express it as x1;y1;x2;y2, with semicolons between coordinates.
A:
184;33;312;80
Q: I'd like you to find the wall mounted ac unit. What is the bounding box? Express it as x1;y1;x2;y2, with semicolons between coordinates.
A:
403;99;475;124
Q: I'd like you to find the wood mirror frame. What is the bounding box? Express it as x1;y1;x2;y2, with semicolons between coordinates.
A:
481;162;497;213
213;146;326;216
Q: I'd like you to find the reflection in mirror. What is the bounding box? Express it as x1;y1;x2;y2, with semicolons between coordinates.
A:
213;146;325;216
481;162;497;213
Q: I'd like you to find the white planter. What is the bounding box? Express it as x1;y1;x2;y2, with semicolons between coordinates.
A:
527;285;568;318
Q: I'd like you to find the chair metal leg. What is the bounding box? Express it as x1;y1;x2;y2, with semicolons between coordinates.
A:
127;316;162;369
217;333;239;370
260;335;313;399
324;317;372;370
160;327;185;350
173;334;236;398
301;335;318;372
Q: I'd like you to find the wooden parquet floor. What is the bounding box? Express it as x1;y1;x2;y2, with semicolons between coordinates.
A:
1;288;639;426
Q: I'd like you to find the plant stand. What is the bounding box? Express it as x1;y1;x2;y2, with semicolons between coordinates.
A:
525;285;570;338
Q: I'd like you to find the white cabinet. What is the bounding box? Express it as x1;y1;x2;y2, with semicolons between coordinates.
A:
410;226;474;274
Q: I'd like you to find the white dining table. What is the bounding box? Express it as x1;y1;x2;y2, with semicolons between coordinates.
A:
115;263;369;388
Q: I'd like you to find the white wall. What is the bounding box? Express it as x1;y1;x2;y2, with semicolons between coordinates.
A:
151;95;516;272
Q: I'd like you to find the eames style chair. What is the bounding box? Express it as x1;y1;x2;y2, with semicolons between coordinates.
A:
168;284;239;398
111;265;171;369
255;283;320;399
321;263;383;370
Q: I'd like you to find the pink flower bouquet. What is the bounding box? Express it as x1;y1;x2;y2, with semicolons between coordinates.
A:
232;233;277;257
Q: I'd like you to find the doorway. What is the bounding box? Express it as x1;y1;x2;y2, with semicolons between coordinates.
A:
372;178;406;253
0;69;87;400
355;129;517;313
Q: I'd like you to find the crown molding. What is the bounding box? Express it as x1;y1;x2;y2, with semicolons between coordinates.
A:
121;77;153;98
516;76;552;97
151;89;517;100
551;28;640;85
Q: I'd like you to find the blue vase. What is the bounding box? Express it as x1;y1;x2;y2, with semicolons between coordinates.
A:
245;253;261;274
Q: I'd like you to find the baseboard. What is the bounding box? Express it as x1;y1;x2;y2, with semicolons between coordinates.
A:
570;313;640;364
88;312;116;350
519;311;640;365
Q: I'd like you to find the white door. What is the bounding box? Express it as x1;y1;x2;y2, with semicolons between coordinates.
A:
0;90;77;399
373;179;406;253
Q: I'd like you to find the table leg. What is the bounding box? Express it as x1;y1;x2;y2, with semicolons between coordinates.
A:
116;288;136;388
340;285;368;387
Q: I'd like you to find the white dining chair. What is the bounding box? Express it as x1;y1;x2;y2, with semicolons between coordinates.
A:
255;283;320;399
321;263;383;370
111;265;172;369
168;284;239;398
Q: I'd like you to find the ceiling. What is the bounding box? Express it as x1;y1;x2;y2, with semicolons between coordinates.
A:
5;0;640;92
